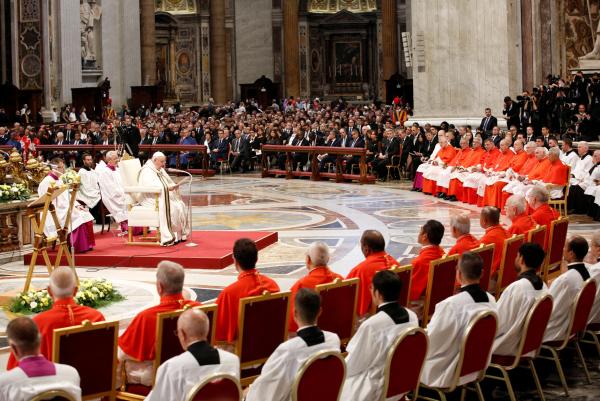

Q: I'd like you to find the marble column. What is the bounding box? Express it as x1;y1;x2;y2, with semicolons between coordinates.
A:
139;0;156;86
521;0;534;92
381;0;398;82
210;0;227;103
282;0;299;98
168;29;176;97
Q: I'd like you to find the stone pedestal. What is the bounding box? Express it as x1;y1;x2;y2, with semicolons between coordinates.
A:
572;59;600;75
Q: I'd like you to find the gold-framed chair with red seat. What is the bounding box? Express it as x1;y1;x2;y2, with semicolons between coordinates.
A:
527;224;547;250
416;311;498;401
236;291;291;386
29;389;78;401
539;279;597;397
495;234;525;297
542;217;569;281
184;373;242;401
470;243;495;292
290;350;346;401
389;264;412;307
381;327;428;401
52;320;119;401
422;254;460;328
314;278;358;347
484;294;553;401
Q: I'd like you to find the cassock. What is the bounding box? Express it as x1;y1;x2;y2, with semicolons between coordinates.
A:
499;154;541;209
421;285;497;388
447;147;486;200
570;154;594;186
96;164;128;223
346;252;400;316
560;149;579;169
146;342;239;401
448;234;480;256
288;266;343;331
413;144;441;190
422;145;457;194
341;303;419;401
481;150;518;207
0;357;81;401
541;159;569;199
76;166;101;209
509;158;553;198
462;147;500;200
215;269;280;342
493;271;548;356
435;148;472;191
246;327;340;401
507;214;536;236
479;225;509;276
587;261;600;324
138;160;190;245
543;263;591;342
38;173;95;253
530;203;560;246
409;245;445;301
7;298;105;370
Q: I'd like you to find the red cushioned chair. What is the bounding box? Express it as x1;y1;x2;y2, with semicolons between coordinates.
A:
315;278;358;346
52;320;118;401
470;243;495;292
539;279;597;397
495;234;525;297
381;327;428;401
485;295;553;401
390;264;413;307
542;217;569;281
236;291;291;386
185;373;241;401
291;350;346;401
422;254;460;327
527;224;547;250
417;311;498;401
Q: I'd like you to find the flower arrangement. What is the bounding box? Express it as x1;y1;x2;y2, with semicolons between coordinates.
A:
8;278;125;314
60;168;80;185
0;183;30;203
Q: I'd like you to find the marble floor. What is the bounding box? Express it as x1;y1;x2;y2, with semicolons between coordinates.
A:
0;174;599;398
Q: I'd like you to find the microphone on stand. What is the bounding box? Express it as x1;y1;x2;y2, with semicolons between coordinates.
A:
167;168;197;247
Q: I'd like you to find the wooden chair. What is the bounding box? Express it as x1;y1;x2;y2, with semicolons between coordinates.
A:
236;291;291;386
495;234;525;297
547;166;571;217
381;327;428;401
417;311;498;401
389;264;412;307
29;389;78;401
52;320;118;401
527;224;547;250
539;279;597;397
485;295;553;401
387;154;402;181
543;217;569;281
422;254;460;327
185;373;242;401
291;350;346;401
470;243;495;292
315;278;358;346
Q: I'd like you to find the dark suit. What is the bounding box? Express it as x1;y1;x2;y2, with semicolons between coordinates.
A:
503;103;520;129
291;137;310;171
374;137;400;179
318;138;341;171
211;138;229;166
479;116;498;135
143;136;165;145
345;137;366;174
122;125;141;156
229;136;250;172
490;135;502;148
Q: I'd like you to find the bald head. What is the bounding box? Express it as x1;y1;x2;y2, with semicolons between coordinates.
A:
156;261;185;295
49;267;77;299
7;317;40;357
177;308;210;348
480;206;500;228
360;230;385;256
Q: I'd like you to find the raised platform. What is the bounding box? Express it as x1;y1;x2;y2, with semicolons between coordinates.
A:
23;230;278;269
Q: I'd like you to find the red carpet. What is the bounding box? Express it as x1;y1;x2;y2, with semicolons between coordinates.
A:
24;230;278;269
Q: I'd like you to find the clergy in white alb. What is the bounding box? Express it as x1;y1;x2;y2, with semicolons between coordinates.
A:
137;152;190;245
96;150;129;230
415;132;443;175
421;252;497;389
341;270;418;401
146;308;239;401
559;138;581;170
76;153;101;221
245;288;341;401
493;243;549;356
0;317;81;401
543;236;591;343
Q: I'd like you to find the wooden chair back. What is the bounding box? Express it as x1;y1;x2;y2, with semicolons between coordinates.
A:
422;254;460;327
470;243;495;292
496;234;525;296
389;264;412;307
185;373;241;401
315;278;358;345
543;217;569;281
291;351;346;401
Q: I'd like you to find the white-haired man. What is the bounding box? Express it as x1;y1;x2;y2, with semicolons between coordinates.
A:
505;194;536;236
527;186;559;245
138;152;190;245
500;146;550;208
568;149;600;214
96;150;129;231
498;141;539;209
448;215;479;255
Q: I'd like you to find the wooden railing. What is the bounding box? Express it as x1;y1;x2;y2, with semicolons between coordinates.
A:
260;144;375;184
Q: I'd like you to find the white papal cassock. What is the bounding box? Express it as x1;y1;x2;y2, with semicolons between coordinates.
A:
245;327;340;401
588;261;600;324
146;345;239;401
341;303;418;401
543;264;590;343
421;286;497;389
138;160;190;245
493;272;549;356
96;164;128;223
76;167;101;209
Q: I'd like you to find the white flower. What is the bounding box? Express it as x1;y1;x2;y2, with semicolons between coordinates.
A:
30;301;38;309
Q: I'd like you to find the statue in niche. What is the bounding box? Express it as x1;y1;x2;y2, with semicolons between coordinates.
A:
80;0;102;68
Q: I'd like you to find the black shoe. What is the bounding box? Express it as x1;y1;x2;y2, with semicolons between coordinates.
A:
447;195;458;202
411;188;419;192
416;188;422;192
436;192;445;198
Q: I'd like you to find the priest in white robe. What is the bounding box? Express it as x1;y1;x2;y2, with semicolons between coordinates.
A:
245;288;340;401
96;150;129;231
559;138;580;170
138;152;190;246
493;243;548;356
341;270;418;401
421;252;497;389
146;309;239;401
38;157;95;253
76;153;101;222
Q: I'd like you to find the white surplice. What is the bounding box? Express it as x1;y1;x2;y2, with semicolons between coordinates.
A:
416;144;442;174
38;175;94;238
340;308;419;401
560;150;580;170
76;167;101;208
145;349;239;401
96;164;128;223
587;261;600;324
421;291;497;389
569;155;593;186
0;363;81;401
245;330;340;401
137;161;190;245
492;277;549;356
